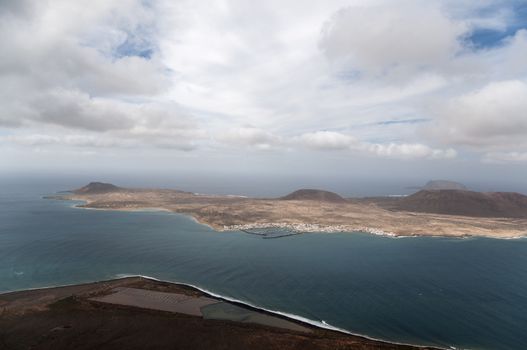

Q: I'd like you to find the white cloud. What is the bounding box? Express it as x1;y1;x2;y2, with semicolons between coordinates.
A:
483;152;527;163
0;1;168;97
297;131;456;159
1;0;526;172
216;127;282;150
298;131;358;150
28;89;135;131
500;29;527;77
428;80;527;149
366;142;457;159
0;0;171;135
319;2;468;76
2;127;457;160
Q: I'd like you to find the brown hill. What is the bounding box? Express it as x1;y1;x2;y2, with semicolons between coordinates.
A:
74;182;121;194
423;180;467;191
280;189;346;203
393;190;527;218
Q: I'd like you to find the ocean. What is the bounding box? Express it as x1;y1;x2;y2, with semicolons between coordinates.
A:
1;182;526;350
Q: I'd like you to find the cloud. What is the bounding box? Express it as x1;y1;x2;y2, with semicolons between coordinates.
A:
0;90;207;151
1;126;203;151
0;0;171;135
428;80;527;149
1;0;526;171
2;134;127;148
298;131;358;150
297;131;456;159
365;142;457;159
216;127;282;150
28;89;135;131
483;151;527;163
0;1;169;96
0;84;205;146
0;0;35;18
2;126;456;160
319;2;468;76
500;29;527;77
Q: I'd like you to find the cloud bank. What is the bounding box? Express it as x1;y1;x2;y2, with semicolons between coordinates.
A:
1;0;527;169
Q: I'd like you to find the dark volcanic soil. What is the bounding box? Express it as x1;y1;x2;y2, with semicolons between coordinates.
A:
0;278;436;350
388;190;527;218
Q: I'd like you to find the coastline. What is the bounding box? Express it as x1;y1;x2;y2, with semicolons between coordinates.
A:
1;275;444;350
59;196;526;240
67;198;220;231
122;275;446;349
223;222;398;237
61;196;400;237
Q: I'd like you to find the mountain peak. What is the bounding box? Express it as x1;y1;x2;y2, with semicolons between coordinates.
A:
74;182;121;194
280;189;346;203
423;180;467;191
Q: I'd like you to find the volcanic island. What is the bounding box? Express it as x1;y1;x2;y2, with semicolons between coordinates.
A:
52;181;527;239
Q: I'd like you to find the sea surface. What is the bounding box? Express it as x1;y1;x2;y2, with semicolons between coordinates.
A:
1;183;527;350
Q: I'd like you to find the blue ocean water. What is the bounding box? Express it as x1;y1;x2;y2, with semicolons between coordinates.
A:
1;183;527;350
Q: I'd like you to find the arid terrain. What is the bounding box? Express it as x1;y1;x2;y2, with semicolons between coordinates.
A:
0;277;438;350
51;182;527;239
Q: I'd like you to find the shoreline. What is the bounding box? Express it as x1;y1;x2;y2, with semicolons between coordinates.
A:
223;222;398;237
1;275;445;350
62;197;400;237
60;197;526;240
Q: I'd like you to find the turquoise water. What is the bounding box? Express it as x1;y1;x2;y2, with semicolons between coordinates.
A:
1;184;527;350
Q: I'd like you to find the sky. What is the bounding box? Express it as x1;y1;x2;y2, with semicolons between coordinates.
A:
1;0;527;194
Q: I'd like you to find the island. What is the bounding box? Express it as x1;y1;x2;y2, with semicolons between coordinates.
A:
50;182;527;239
